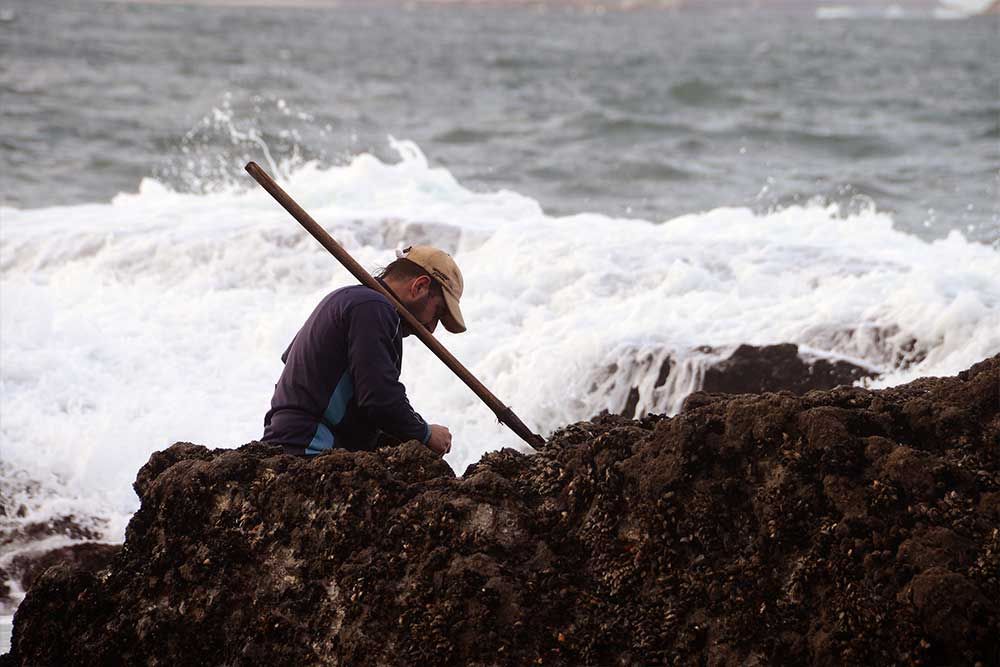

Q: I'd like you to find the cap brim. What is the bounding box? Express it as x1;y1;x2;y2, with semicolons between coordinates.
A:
441;289;466;334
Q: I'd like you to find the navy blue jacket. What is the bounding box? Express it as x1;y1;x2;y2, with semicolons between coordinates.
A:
262;284;430;454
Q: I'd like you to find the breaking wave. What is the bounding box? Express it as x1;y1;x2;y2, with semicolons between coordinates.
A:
2;140;998;611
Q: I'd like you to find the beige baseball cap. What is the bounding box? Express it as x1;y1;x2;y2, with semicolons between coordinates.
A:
398;245;466;334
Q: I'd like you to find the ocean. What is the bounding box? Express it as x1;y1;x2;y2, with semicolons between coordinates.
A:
1;0;999;644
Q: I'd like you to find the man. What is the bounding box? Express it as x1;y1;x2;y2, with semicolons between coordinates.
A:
262;245;465;457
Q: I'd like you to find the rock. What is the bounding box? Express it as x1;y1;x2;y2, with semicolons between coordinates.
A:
1;505;112;612
896;526;975;572
0;515;104;551
4;355;999;666
612;342;876;418
901;567;992;650
8;543;121;594
700;343;876;396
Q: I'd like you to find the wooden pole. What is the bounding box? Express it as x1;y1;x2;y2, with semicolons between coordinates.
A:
245;161;544;451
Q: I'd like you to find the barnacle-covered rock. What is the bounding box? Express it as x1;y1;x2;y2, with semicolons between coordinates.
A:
4;356;998;666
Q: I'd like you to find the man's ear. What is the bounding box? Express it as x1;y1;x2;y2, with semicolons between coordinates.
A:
411;274;432;297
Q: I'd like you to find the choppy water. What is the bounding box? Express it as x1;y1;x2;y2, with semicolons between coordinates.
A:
3;1;999;241
1;0;999;644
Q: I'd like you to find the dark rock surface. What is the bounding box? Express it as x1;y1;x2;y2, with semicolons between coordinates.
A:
7;543;121;596
1;504;112;611
4;356;999;666
700;343;876;396
614;342;876;419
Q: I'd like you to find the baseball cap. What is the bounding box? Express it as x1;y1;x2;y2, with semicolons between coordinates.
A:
397;245;466;334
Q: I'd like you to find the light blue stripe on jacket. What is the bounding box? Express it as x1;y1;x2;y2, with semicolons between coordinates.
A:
306;373;354;454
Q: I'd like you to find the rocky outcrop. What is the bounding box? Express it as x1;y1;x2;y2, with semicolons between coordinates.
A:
0;504;113;612
700;343;876;395
4;356;998;666
613;343;876;419
5;544;120;599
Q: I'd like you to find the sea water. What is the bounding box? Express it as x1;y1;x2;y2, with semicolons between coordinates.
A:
2;1;998;645
3;140;998;586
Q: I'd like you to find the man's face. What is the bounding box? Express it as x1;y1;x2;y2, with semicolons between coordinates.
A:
407;276;447;334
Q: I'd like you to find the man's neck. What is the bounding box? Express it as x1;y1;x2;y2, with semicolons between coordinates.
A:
376;278;413;337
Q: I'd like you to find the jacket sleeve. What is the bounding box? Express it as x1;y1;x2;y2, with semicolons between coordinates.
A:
346;300;431;444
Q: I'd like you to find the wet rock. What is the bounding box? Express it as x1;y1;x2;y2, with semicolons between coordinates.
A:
896;526;975;572
0;515;104;550
614;342;876;418
8;543;121;594
4;356;998;666
901;567;992;653
1;500;112;612
701;343;876;396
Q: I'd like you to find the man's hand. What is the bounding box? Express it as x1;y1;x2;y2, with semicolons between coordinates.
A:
426;424;452;456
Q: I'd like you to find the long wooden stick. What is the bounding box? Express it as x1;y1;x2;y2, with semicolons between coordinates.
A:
245;161;544;451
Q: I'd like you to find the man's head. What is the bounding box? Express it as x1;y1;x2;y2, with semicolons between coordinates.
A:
376;245;466;335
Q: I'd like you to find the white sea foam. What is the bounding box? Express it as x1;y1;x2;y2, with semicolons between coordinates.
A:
937;0;997;17
815;3;984;19
2;141;998;588
0;615;11;653
815;6;859;20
